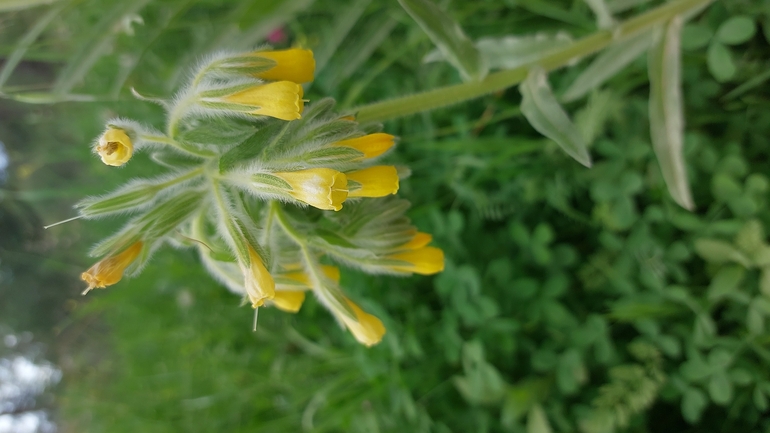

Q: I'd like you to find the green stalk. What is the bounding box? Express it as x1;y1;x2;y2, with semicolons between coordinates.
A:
353;0;713;123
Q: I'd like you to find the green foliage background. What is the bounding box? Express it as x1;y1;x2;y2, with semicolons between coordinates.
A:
1;0;770;432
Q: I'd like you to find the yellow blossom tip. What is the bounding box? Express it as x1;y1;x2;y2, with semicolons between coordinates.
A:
81;241;143;294
333;133;395;159
346;166;399;198
271;290;306;313
272;168;348;211
399;232;433;250
95;128;133;167
223;81;304;121
339;299;386;347
242;245;276;308
387;246;445;275
251;48;315;84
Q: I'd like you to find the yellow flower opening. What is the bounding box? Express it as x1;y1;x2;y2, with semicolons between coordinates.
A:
223;81;304;121
337;299;386;347
333;133;395;159
81;241;143;294
346;166;399;198
271;265;340;313
95;128;133;167
240;245;276;307
387;246;445;275
272;168;348;211
271;291;306;313
251;48;315;84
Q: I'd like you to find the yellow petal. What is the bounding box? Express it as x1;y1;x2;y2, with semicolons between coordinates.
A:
346;166;399;198
338;299;386;347
271;290;306;313
333;133;395;159
387;246;445;275
81;241;143;293
281;265;340;287
241;245;276;307
398;232;432;250
95;128;133;166
251;49;315;84
273;168;348;211
223;81;304;121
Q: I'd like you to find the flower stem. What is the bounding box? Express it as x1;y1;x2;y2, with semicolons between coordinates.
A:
141;134;215;158
353;0;714;124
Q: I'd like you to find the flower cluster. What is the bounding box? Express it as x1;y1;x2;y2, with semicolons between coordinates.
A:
77;48;444;346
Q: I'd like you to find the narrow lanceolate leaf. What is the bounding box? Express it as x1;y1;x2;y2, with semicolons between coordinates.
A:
563;30;654;102
398;0;487;81
648;17;693;210
520;68;592;167
424;33;573;71
77;183;161;218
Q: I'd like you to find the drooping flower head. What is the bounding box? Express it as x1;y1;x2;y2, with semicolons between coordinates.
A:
81;241;143;294
336;299;386;347
219;81;305;121
346;166;400;198
239;245;276;307
95;128;133;166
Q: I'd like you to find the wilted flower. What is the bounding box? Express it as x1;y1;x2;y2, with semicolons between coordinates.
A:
95;128;133;166
346;166;399;198
270;168;348;211
81;241;143;294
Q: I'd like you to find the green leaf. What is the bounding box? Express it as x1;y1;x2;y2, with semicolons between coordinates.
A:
426;33;573;72
754;386;769;411
501;379;550;427
735;219;765;255
0;0;61;11
520;68;591;167
218;122;287;172
707;42;736;82
682;388;707;423
680;24;713;50
707;265;745;302
760;268;770;297
693;239;752;267
715;16;756;45
708;372;733;405
398;0;487;81
527;404;553;433
747;305;765;335
583;0;614;28
648;18;693;210
556;350;587;394
563;30;653;102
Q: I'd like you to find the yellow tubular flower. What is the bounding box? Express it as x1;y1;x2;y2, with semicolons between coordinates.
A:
240;245;276;307
387;246;445;275
81;241;143;294
346;166;399;198
223;81;304;121
398;232;433;250
251;49;315;84
333;133;395;159
271;291;306;313
272;168;348;211
95;128;133;166
337;299;386;347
